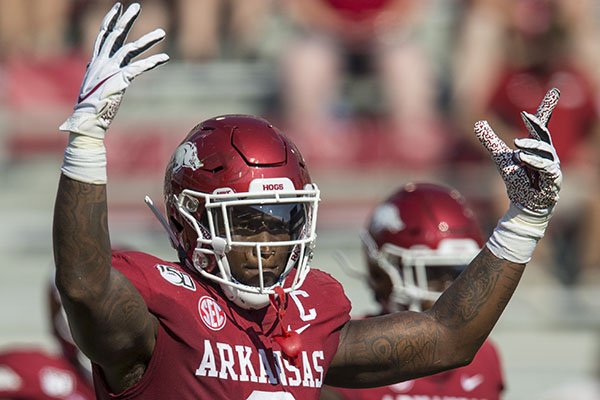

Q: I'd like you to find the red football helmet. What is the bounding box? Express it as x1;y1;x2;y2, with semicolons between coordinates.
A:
163;115;320;309
362;183;484;311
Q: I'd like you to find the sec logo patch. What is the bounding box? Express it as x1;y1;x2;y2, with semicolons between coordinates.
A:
198;296;226;331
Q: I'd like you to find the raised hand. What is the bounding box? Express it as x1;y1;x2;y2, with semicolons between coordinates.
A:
474;88;561;216
474;88;562;263
59;2;169;139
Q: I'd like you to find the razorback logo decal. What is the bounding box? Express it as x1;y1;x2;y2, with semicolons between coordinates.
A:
172;142;203;173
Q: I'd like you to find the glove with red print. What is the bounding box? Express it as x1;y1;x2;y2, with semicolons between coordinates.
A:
475;88;562;263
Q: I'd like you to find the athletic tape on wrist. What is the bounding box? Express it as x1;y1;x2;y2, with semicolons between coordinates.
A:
59;109;108;139
61;134;107;184
486;203;550;264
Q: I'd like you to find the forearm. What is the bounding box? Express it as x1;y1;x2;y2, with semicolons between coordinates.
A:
328;310;442;387
53;174;111;301
328;248;523;388
48;4;167;391
53;174;156;388
428;247;524;360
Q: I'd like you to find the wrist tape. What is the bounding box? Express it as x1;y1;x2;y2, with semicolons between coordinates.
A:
61;133;107;184
486;203;551;264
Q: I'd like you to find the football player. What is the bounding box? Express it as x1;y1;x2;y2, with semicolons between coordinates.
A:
321;183;504;400
0;282;95;399
52;3;562;399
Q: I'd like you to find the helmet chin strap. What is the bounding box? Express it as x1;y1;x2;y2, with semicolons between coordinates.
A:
270;286;303;359
220;284;272;310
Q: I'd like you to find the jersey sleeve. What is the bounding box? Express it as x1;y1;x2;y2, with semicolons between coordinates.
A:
305;268;352;330
111;250;158;303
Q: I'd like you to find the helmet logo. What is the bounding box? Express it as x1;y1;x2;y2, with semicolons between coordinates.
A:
213;187;234;195
249;177;294;192
262;183;284;191
198;296;227;331
371;203;405;233
172;142;203;173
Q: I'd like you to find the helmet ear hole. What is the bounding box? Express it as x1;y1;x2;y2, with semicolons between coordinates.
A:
182;194;199;213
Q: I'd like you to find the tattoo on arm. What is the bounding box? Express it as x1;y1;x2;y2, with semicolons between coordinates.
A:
328;248;524;387
328;312;442;387
431;248;522;329
53;175;156;391
54;176;111;296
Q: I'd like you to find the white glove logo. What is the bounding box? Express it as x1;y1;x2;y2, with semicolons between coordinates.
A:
475;88;561;216
59;2;169;139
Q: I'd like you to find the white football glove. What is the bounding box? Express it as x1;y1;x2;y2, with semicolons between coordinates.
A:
59;2;169;184
475;88;562;263
60;2;168;138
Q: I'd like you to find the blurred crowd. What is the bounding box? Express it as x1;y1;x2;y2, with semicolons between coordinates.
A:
1;0;600;288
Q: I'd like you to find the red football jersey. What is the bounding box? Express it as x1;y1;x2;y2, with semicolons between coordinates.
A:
0;349;94;400
92;250;352;400
328;340;504;400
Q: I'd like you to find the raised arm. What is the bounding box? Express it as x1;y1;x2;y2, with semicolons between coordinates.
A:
326;88;562;387
52;3;168;392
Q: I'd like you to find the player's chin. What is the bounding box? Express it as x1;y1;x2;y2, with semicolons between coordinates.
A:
237;268;283;288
